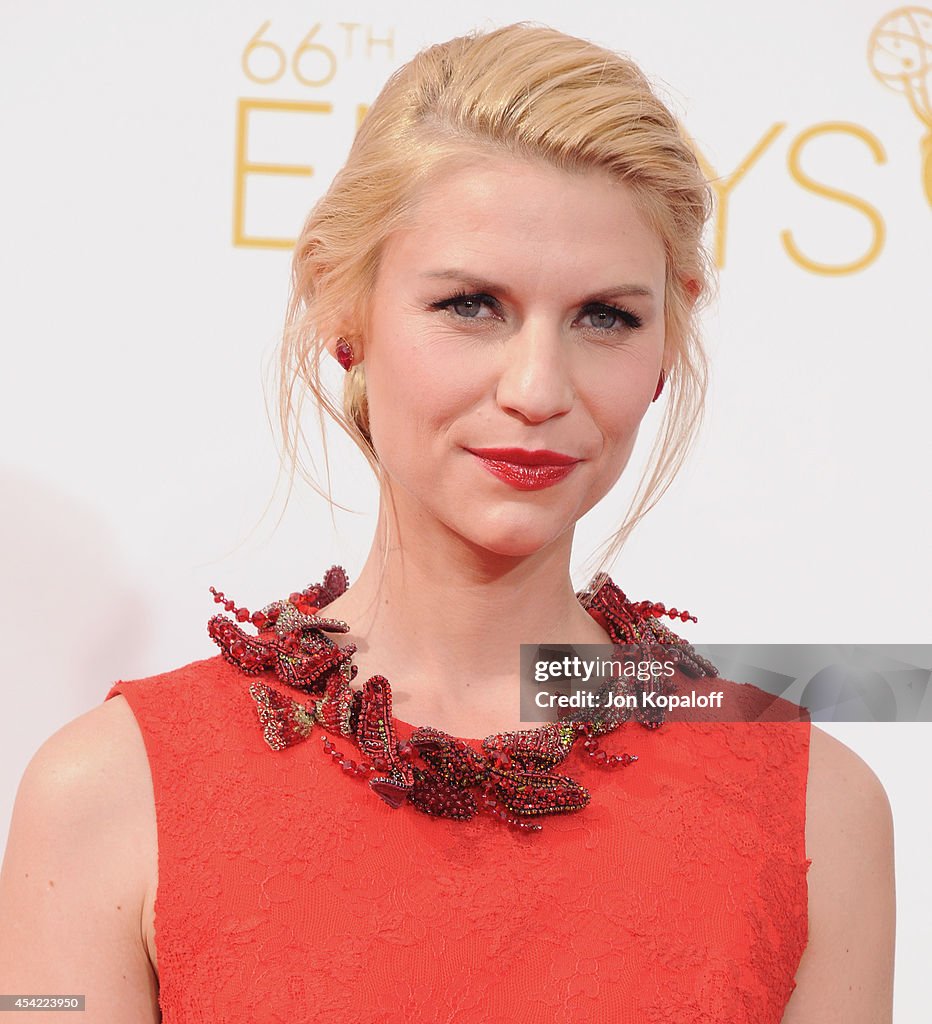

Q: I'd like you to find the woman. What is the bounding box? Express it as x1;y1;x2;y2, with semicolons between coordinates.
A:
0;22;894;1023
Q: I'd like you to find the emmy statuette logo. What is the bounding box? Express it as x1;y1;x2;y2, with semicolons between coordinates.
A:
869;7;932;208
230;15;931;271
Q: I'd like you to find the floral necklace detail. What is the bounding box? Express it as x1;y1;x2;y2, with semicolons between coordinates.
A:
207;566;718;832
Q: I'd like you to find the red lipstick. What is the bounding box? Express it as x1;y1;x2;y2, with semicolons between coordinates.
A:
464;447;582;491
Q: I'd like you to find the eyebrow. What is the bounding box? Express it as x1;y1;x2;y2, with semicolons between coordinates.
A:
420;269;655;301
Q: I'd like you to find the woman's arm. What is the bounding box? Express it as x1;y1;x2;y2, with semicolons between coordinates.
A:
0;697;160;1023
780;724;896;1023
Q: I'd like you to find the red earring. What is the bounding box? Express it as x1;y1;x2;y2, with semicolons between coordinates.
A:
652;369;666;403
335;337;354;372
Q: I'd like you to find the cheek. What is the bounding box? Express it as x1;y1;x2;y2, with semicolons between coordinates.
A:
592;373;653;445
581;370;655;493
364;341;474;457
601;418;642;483
583;400;646;511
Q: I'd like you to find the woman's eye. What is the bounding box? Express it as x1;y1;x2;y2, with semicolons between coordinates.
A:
451;296;486;318
429;294;643;332
429;292;498;319
580;303;643;331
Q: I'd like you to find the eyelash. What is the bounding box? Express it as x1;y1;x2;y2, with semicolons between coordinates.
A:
428;290;644;332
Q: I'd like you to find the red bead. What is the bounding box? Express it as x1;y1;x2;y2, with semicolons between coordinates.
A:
236;608;250;622
251;611;269;629
224;600;235;612
490;750;512;769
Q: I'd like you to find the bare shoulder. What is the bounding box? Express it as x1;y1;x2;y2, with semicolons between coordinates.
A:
807;724;893;815
0;695;159;1021
17;695;151;800
780;724;895;1023
7;695;157;859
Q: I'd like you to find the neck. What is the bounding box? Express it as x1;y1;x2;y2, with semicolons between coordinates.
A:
319;500;613;732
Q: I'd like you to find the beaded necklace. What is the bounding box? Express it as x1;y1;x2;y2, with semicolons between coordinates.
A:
208;566;718;832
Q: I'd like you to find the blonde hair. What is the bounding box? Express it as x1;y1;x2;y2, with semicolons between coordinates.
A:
277;21;714;596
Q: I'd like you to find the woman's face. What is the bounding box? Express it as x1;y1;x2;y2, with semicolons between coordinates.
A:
359;154;668;558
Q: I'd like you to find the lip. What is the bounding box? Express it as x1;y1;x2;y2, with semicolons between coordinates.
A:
465;447;582;491
464;447;582;467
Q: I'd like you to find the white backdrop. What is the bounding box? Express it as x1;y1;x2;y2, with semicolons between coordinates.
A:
2;0;930;1017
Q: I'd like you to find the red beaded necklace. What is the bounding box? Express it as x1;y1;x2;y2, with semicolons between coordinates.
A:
208;566;717;832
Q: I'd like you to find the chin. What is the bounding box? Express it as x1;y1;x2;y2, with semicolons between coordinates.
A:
474;538;552;558
453;514;573;559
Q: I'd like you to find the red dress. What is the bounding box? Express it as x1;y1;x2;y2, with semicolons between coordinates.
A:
103;579;810;1024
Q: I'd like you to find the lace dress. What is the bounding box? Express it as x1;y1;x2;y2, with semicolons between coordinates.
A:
103;576;810;1024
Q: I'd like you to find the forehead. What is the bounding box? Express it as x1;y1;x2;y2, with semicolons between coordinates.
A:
381;154;666;281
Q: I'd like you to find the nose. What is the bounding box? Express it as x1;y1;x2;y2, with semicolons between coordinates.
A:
495;318;575;424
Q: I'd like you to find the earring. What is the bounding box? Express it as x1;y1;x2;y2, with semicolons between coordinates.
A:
335;337;354;372
652;369;666;403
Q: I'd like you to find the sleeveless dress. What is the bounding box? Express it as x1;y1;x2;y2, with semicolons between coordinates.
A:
102;577;811;1024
